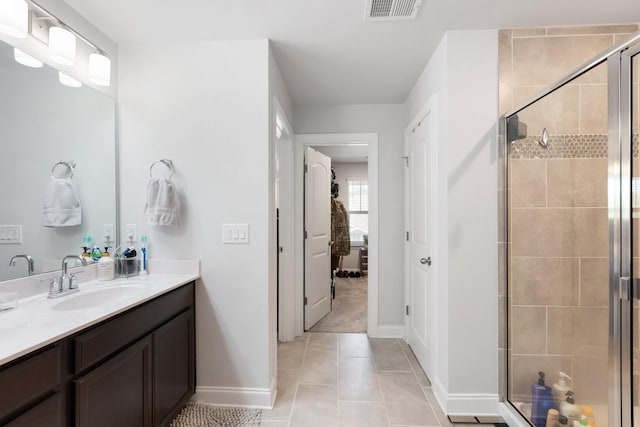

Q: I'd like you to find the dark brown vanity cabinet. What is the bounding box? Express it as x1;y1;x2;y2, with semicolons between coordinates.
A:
0;282;195;427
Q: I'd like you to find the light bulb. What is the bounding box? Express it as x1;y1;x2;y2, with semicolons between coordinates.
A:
59;71;82;88
14;48;43;68
0;0;28;38
88;52;111;86
49;26;76;66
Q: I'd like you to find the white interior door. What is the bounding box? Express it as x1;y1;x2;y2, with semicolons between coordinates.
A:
406;114;432;377
304;147;332;330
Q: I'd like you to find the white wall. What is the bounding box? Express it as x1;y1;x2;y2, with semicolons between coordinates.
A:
294;104;405;327
404;30;499;415
118;39;274;406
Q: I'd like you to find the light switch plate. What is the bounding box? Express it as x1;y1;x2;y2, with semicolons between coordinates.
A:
223;224;250;244
0;225;22;244
103;224;114;243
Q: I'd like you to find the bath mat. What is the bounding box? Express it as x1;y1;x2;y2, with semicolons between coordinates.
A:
170;402;261;427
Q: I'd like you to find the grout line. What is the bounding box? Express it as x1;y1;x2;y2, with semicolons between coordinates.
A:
286;334;311;425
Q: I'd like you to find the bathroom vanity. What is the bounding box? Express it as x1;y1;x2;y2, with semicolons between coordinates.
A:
0;272;197;427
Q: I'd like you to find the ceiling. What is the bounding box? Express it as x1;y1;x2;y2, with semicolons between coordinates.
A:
64;0;640;106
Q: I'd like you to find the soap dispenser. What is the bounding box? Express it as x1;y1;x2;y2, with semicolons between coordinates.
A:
97;245;115;281
552;372;572;406
532;371;556;427
560;391;582;423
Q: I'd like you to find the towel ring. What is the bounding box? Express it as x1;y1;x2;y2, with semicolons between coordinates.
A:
51;161;76;179
150;159;174;179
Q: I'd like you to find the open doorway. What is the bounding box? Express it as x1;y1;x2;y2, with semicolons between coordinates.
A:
306;145;369;333
288;133;379;338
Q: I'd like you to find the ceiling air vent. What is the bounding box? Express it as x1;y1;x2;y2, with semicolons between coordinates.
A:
364;0;423;21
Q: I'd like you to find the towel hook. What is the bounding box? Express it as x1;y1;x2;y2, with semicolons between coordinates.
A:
51;160;76;179
150;159;174;179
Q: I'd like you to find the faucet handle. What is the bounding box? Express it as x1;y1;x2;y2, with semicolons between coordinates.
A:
49;278;62;296
69;274;79;290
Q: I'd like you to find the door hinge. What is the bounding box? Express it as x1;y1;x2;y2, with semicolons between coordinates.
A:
402;156;409;167
304;164;308;173
304;230;308;239
304;296;308;305
406;305;409;315
406;231;409;241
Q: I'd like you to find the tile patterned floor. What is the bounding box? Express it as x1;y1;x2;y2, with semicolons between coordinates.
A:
261;332;479;427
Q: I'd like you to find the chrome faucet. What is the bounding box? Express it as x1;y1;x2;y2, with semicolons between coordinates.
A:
9;255;34;276
48;255;87;299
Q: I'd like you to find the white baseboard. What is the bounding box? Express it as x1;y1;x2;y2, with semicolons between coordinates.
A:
433;377;448;413
499;402;530;427
195;379;276;409
431;377;499;417
375;324;405;338
446;392;499;416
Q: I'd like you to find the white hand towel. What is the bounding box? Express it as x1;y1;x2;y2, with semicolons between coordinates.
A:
144;177;181;227
43;178;82;227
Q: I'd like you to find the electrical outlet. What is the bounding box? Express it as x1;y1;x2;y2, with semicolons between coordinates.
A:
126;224;137;243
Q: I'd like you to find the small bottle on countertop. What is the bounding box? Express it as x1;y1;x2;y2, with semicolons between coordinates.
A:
97;247;115;281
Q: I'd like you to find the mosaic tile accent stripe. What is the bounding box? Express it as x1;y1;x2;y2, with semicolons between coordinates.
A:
509;134;640;159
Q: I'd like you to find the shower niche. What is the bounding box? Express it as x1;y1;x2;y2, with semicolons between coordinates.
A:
500;26;640;427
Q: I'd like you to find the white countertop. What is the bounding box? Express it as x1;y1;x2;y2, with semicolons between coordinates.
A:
0;271;199;366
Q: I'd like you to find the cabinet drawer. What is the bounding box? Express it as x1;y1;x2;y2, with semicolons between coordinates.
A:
5;392;63;427
0;346;61;420
74;282;194;373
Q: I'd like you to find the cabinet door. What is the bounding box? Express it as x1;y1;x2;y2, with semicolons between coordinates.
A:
153;309;195;427
5;392;63;427
75;337;152;427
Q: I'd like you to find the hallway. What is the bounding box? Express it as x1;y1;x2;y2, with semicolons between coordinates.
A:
261;332;472;427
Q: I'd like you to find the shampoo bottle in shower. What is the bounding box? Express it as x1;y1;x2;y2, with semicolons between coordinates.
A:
560;391;582;423
532;371;555;427
552;372;572;406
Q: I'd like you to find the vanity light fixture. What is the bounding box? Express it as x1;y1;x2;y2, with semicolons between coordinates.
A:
88;52;110;86
0;0;28;38
58;71;81;88
48;26;75;66
14;47;42;67
3;0;112;86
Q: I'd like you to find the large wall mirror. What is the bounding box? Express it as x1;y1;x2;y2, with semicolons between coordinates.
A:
0;39;116;281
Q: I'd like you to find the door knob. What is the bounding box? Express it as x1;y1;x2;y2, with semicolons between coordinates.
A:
420;257;431;266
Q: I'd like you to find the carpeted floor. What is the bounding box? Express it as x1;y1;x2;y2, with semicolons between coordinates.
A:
309;275;367;333
170;402;261;427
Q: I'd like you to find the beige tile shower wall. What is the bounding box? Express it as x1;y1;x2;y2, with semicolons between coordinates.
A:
499;23;640;407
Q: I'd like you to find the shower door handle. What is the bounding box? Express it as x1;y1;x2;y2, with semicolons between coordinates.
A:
619;277;640;301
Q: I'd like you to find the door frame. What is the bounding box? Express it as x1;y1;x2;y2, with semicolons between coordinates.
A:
273;97;296;342
404;95;439;378
291;133;379;337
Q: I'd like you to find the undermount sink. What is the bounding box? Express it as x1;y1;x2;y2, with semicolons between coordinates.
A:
52;284;147;311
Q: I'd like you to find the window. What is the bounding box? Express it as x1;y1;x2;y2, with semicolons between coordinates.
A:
348;180;368;245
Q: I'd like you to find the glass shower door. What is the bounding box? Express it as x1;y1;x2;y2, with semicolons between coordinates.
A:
506;60;611;426
627;45;640;427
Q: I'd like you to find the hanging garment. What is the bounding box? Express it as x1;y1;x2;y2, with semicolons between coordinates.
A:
331;198;350;256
